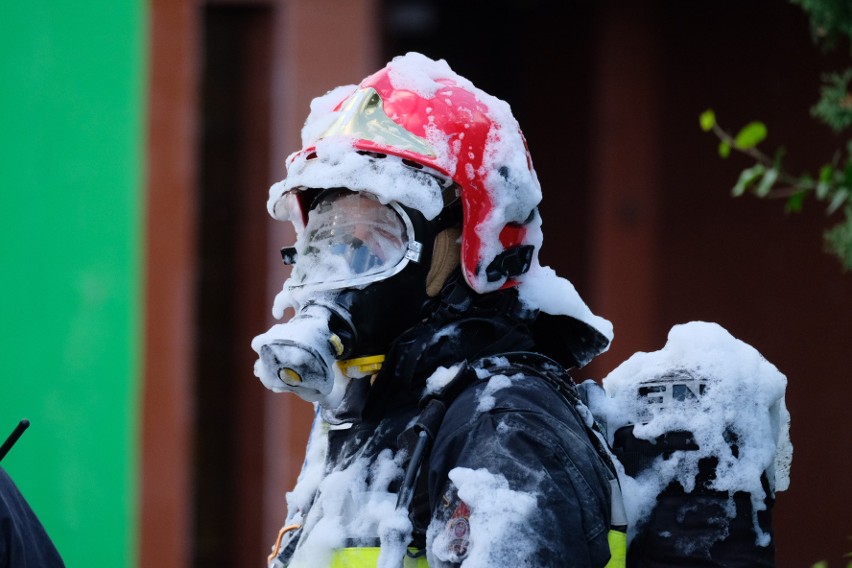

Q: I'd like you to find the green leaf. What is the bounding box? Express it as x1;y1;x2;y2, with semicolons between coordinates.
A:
733;122;768;149
732;164;765;196
824;209;852;271
718;140;732;158
828;187;850;214
786;190;806;213
810;561;827;568
700;110;716;132
817;164;834;199
811;70;852;132
755;167;779;197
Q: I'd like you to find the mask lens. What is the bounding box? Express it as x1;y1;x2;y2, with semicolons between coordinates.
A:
290;192;409;289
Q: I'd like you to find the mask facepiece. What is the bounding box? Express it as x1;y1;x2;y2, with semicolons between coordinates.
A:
259;340;331;399
254;187;460;404
253;301;357;402
286;190;423;293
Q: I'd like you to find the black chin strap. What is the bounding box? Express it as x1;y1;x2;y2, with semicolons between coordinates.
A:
361;274;536;420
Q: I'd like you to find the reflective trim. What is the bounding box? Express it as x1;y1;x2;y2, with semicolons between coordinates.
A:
609;478;628;528
320;87;437;158
605;530;627;568
328;547;428;568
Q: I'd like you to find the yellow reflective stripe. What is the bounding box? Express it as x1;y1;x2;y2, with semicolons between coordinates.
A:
330;547;428;568
337;354;386;378
605;530;627;568
298;536;623;567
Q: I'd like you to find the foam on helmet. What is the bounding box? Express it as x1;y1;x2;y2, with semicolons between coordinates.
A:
266;52;612;343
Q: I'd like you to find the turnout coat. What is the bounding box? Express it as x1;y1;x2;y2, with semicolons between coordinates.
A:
270;280;621;568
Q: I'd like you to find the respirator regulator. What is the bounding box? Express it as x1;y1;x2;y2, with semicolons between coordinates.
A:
254;188;440;403
256;297;358;401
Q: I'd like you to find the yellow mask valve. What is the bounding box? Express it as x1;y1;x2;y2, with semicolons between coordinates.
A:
279;368;303;385
336;355;386;378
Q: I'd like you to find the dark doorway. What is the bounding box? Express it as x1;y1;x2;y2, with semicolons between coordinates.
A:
195;5;273;566
380;0;601;293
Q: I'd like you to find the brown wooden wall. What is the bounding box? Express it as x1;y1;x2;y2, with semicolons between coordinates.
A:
143;1;852;566
142;1;376;566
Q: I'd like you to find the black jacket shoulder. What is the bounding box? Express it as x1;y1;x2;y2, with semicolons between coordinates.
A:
0;467;65;567
425;359;613;567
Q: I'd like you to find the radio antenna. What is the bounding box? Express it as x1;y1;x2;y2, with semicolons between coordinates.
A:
0;419;30;462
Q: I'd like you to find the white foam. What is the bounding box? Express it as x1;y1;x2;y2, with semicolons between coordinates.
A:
591;321;792;541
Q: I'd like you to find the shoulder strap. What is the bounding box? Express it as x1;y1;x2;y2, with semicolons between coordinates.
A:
398;354;627;565
391;362;477;553
461;352;629;540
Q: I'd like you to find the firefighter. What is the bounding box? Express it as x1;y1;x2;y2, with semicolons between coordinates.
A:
253;52;625;568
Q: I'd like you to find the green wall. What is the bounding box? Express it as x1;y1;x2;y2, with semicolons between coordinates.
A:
0;1;146;566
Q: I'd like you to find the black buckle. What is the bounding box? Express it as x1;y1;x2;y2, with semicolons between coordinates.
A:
485;244;534;282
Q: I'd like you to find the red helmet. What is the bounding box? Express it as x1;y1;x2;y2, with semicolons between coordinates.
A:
269;52;543;294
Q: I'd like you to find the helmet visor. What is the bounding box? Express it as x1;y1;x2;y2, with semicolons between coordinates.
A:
288;191;413;291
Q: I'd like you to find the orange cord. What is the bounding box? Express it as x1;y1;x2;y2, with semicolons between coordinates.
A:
267;524;301;564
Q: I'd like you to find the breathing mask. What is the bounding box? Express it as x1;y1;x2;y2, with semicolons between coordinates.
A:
253;188;458;404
